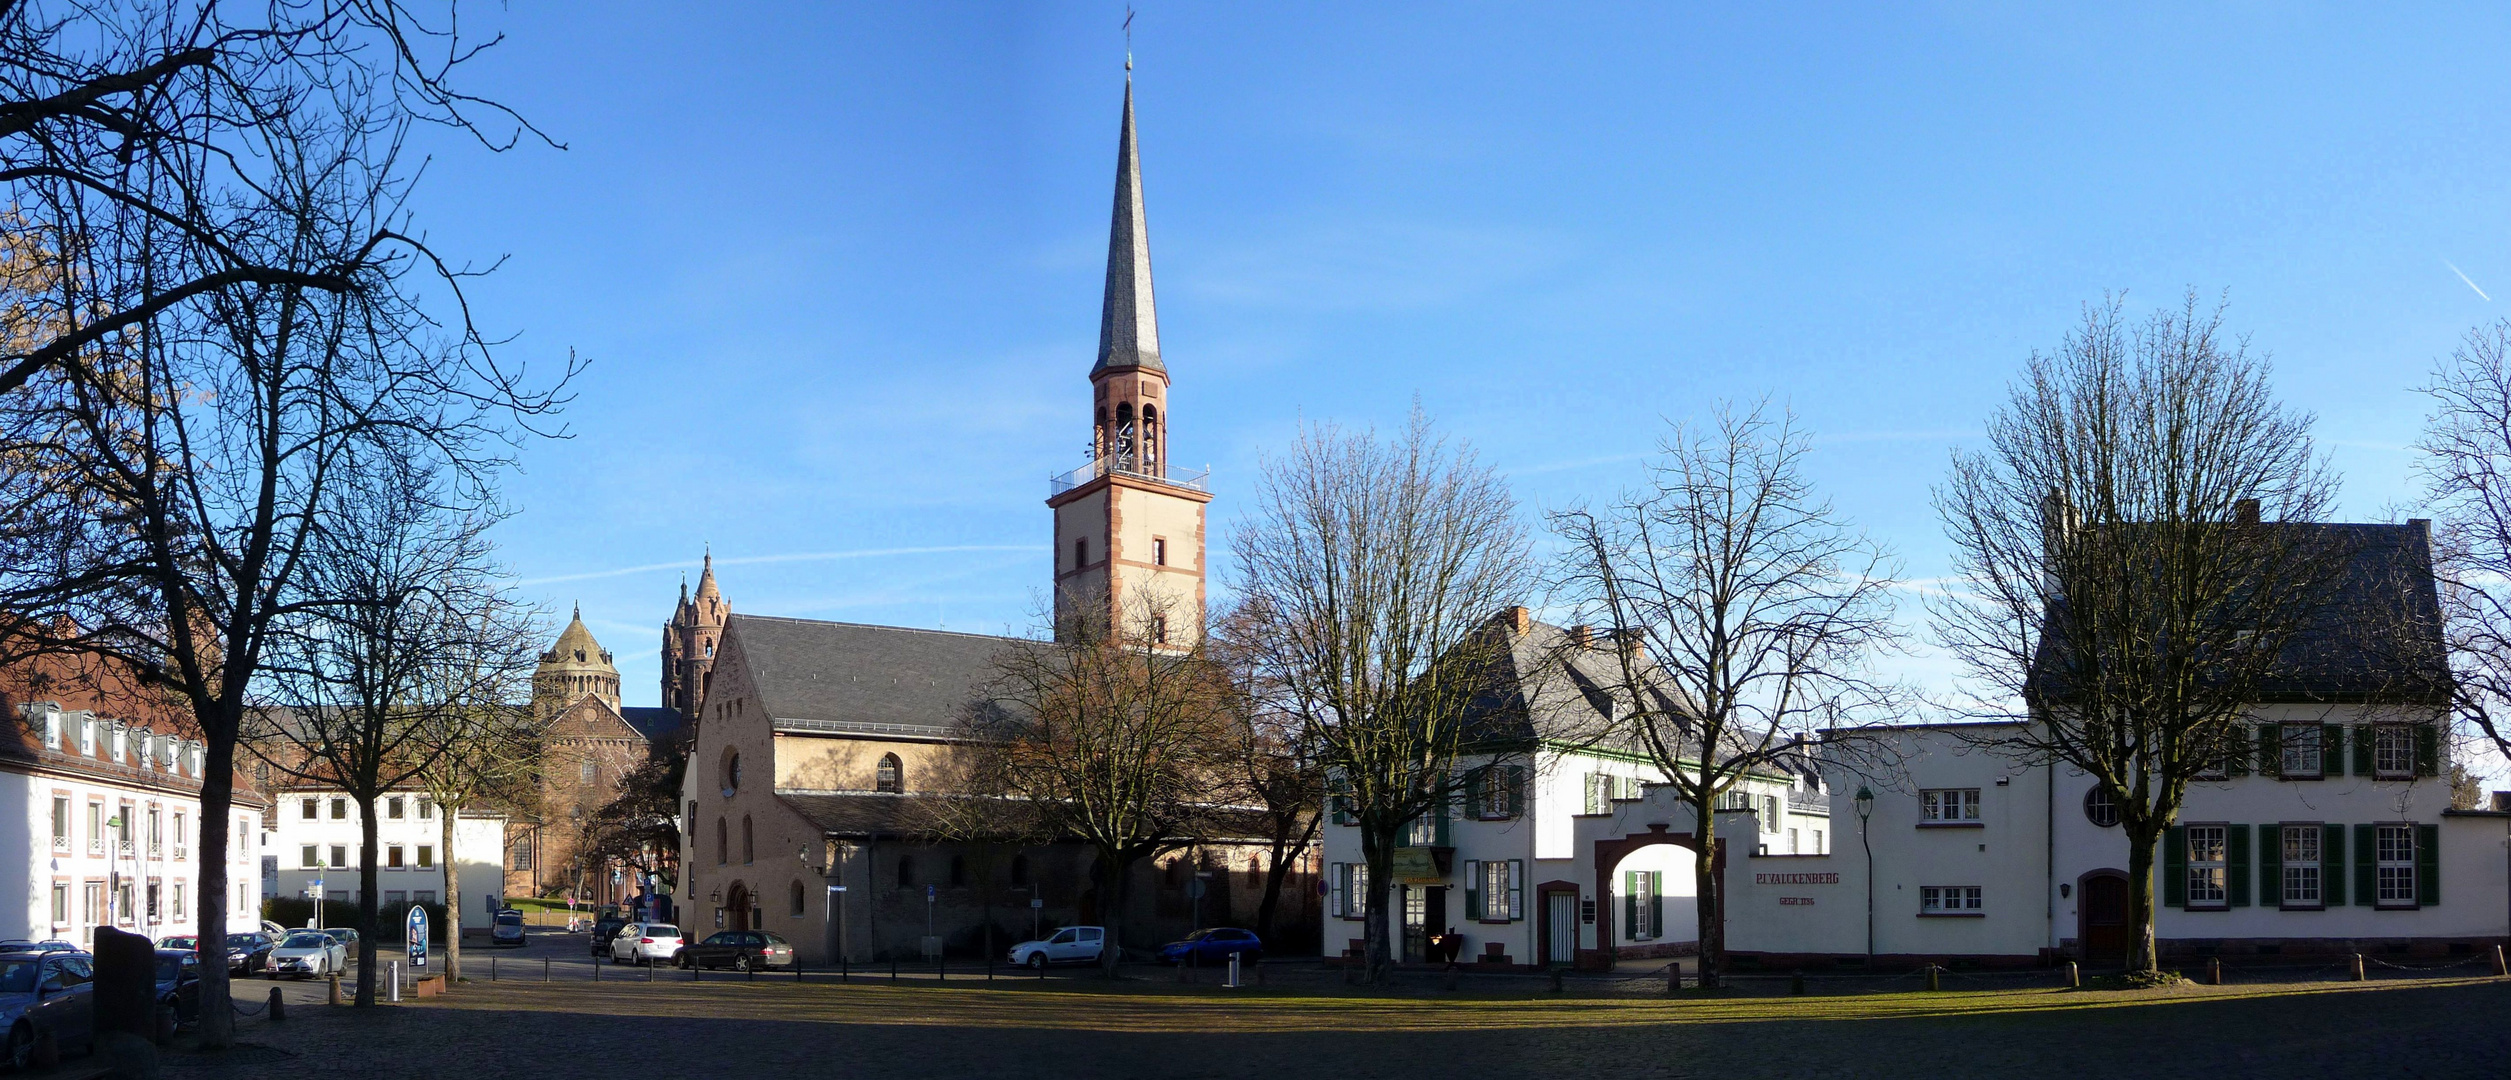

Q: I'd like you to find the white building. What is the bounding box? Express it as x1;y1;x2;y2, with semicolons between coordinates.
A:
263;788;507;931
1;702;266;944
1319;610;1823;967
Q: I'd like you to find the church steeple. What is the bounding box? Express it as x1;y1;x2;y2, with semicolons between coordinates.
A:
1094;76;1162;378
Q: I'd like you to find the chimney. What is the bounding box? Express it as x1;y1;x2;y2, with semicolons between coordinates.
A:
1569;625;1593;648
1507;606;1531;634
2234;498;2261;527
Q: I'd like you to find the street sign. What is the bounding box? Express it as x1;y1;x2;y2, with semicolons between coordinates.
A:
1186;879;1206;900
1030;898;1044;909
406;905;429;971
926;884;936;901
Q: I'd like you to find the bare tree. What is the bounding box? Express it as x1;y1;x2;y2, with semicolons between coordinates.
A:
410;694;540;983
0;76;568;1039
1210;600;1323;948
1230;410;1533;985
1550;401;1903;988
946;594;1233;975
2416;319;2511;769
248;460;535;1004
1932;294;2348;976
576;748;685;911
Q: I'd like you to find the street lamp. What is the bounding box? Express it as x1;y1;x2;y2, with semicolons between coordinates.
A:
1853;787;1875;964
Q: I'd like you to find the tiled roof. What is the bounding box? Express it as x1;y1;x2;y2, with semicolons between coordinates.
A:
721;615;1012;732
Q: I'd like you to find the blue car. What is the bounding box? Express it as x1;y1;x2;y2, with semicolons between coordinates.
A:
1154;927;1263;966
152;951;201;1029
0;951;93;1067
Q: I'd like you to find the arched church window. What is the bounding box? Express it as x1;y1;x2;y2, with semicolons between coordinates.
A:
1114;403;1136;467
1141;404;1158;471
876;754;902;794
721;747;741;797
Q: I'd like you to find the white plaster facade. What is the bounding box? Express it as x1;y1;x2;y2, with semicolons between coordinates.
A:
262;788;508;930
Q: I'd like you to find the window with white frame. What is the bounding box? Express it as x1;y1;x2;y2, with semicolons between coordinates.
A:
1813;828;1825;854
172;882;183;919
1919;885;1982;914
301;845;319;869
416;845;434;869
386;845;405;869
1762;795;1781;833
2279;725;2323;778
2376;824;2417;906
85;802;102;855
172;812;185;857
417;798;433;820
1464;859;1524;921
1920;789;1981;823
1623;870;1664;940
1583;773;1613;815
301;798;317;821
329;844;347;869
2373;726;2414;779
115;804;132;853
330;798;347;820
387;796;404;819
1405;813;1441;847
2185;825;2228;908
1332;863;1369;919
49;797;68;852
2281;824;2321;907
48;884;67;926
145;806;160;856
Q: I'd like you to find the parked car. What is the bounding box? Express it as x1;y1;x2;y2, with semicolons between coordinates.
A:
672;931;793;972
1155;927;1263;967
0;942;77;957
264;931;347;979
155;936;197;953
0;951;92;1067
319;928;359;951
491;910;527;948
588;916;628;957
221;933;275;976
1007;926;1106;969
608;923;683;966
151;950;202;1028
259;921;288;940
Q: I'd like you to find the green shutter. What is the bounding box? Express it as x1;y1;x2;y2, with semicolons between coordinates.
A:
2227;727;2252;777
1462;772;1485;820
1509;860;1525;921
2416;823;2440;906
1649;874;1664;939
2415;725;2440;778
1622;871;1639;940
2163;825;2187;908
2354;824;2376;906
2351;726;2375;777
1465;861;1484;920
2256;824;2281;907
1507;766;1528;819
2257;724;2281;777
2321;824;2345;907
1434;802;1451;847
2226;825;2250;907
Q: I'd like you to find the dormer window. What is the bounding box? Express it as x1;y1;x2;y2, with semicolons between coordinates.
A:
109;727;126;764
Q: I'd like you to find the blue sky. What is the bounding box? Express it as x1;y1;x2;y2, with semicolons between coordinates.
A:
410;4;2511;716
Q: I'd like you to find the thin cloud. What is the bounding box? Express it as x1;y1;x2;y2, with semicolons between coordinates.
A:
2448;260;2492;302
519;545;1044;587
1503;452;1649;478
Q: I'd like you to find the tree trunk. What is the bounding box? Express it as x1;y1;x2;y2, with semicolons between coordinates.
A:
441;805;460;983
1096;852;1132;979
1254;840;1291;945
2124;823;2160;973
357;798;380;1005
195;725;239;1048
1361;836;1394;985
1693;805;1723;990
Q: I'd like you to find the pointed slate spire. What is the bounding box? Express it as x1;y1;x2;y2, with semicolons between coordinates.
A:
1093;77;1163;376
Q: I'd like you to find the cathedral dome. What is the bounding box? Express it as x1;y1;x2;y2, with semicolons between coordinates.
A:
536;605;621;711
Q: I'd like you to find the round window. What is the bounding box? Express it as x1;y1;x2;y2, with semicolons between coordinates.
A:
2082;784;2120;828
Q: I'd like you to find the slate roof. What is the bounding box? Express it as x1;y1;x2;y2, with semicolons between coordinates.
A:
619;706;684;745
721;615;1014;734
1093;78;1163;377
2027;521;2449;705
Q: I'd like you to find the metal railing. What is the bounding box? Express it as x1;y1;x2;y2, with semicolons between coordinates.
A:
1048;454;1211;497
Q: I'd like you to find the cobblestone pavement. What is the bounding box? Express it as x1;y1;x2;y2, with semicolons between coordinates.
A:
118;965;2511;1080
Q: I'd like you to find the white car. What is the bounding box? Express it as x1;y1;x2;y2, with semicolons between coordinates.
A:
265;931;348;979
608;923;683;966
1007;926;1106;969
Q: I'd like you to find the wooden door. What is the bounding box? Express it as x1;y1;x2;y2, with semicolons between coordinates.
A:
2079;872;2129;961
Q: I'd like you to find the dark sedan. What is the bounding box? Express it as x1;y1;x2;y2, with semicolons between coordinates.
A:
221;933;275;976
0;951;92;1067
1155;927;1263;966
588;917;627;958
672;931;794;972
151;951;201;1029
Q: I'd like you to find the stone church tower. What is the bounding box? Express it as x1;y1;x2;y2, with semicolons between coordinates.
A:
534;605;621;711
1047;75;1213;647
661;553;728;715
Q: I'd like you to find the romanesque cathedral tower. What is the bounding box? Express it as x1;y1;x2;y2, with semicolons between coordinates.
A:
661;553;728;715
1046;74;1212;646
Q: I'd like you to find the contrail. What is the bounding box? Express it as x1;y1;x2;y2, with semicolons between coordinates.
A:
2449;260;2491;302
519;545;1043;587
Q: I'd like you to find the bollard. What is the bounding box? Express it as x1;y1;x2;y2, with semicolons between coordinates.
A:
2065;961;2080;988
1548;967;1564;993
1038;957;1046;981
267;986;285;1023
390;961;401;1003
327;973;341;1006
891;959;898;983
1666;961;1681;993
1227;951;1241;989
936;955;943;983
1925;965;1941;992
2351;953;2366;981
544;958;551;983
2207;957;2222;985
490;957;497;982
592;957;598;982
1789;970;1805;996
2494;945;2508;977
842;956;849;984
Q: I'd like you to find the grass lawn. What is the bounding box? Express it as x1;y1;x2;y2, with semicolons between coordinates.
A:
249;973;2511;1079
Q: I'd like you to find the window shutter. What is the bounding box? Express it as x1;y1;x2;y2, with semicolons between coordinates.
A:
2227;727;2252;777
2323;724;2345;776
1509;860;1525;920
2353;824;2376;907
2163;826;2187;908
2321;824;2345;907
2226;824;2250;907
1434;801;1452;847
2416;823;2440;907
1329;864;1346;918
1507;766;1528;819
1648;874;1664;938
2256;724;2281;777
2414;725;2440;778
2351;726;2374;778
2256;824;2281;907
1622;871;1638;941
1464;860;1484;920
1463;772;1485;820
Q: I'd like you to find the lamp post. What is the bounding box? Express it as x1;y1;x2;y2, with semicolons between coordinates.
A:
1853;787;1875;963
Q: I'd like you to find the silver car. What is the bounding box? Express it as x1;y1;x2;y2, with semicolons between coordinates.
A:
265;931;347;978
608;923;683;966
